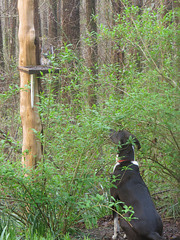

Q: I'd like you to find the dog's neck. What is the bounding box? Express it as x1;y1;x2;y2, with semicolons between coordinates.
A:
115;155;139;165
113;158;139;172
113;146;139;172
116;146;138;163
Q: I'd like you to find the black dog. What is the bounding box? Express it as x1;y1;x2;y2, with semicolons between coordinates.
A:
110;130;163;240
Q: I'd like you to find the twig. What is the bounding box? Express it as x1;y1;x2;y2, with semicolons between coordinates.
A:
152;189;171;196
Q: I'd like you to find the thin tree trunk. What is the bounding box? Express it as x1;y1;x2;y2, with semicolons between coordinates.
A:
4;0;9;67
111;0;124;67
0;8;4;66
39;0;48;38
10;0;18;58
57;0;61;38
61;0;80;48
97;0;112;65
49;0;57;45
61;0;80;104
18;0;42;169
86;0;97;107
34;0;41;65
130;0;143;71
111;0;125;96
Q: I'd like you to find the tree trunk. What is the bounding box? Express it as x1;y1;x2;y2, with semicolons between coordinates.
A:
10;0;18;58
111;0;124;67
39;0;48;38
111;0;125;96
49;0;57;45
57;0;61;38
18;0;42;169
61;0;80;104
0;7;3;67
86;0;97;107
34;0;41;65
61;0;80;48
97;0;112;65
3;0;9;68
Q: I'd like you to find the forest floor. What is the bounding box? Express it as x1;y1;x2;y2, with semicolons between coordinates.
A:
74;215;180;240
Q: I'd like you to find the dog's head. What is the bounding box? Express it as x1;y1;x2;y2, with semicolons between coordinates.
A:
110;129;141;160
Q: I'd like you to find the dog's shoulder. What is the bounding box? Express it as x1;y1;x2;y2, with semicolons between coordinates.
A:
113;163;144;187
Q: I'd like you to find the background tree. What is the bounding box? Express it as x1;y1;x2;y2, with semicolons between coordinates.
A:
111;0;124;65
0;9;3;66
49;0;57;45
61;0;80;47
39;0;48;38
80;0;97;107
9;0;18;58
60;0;80;104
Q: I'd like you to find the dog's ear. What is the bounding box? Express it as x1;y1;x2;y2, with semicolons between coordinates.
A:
109;129;125;145
109;129;121;145
123;130;141;149
133;136;141;150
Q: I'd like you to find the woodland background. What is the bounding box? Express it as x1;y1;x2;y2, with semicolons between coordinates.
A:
0;0;179;239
